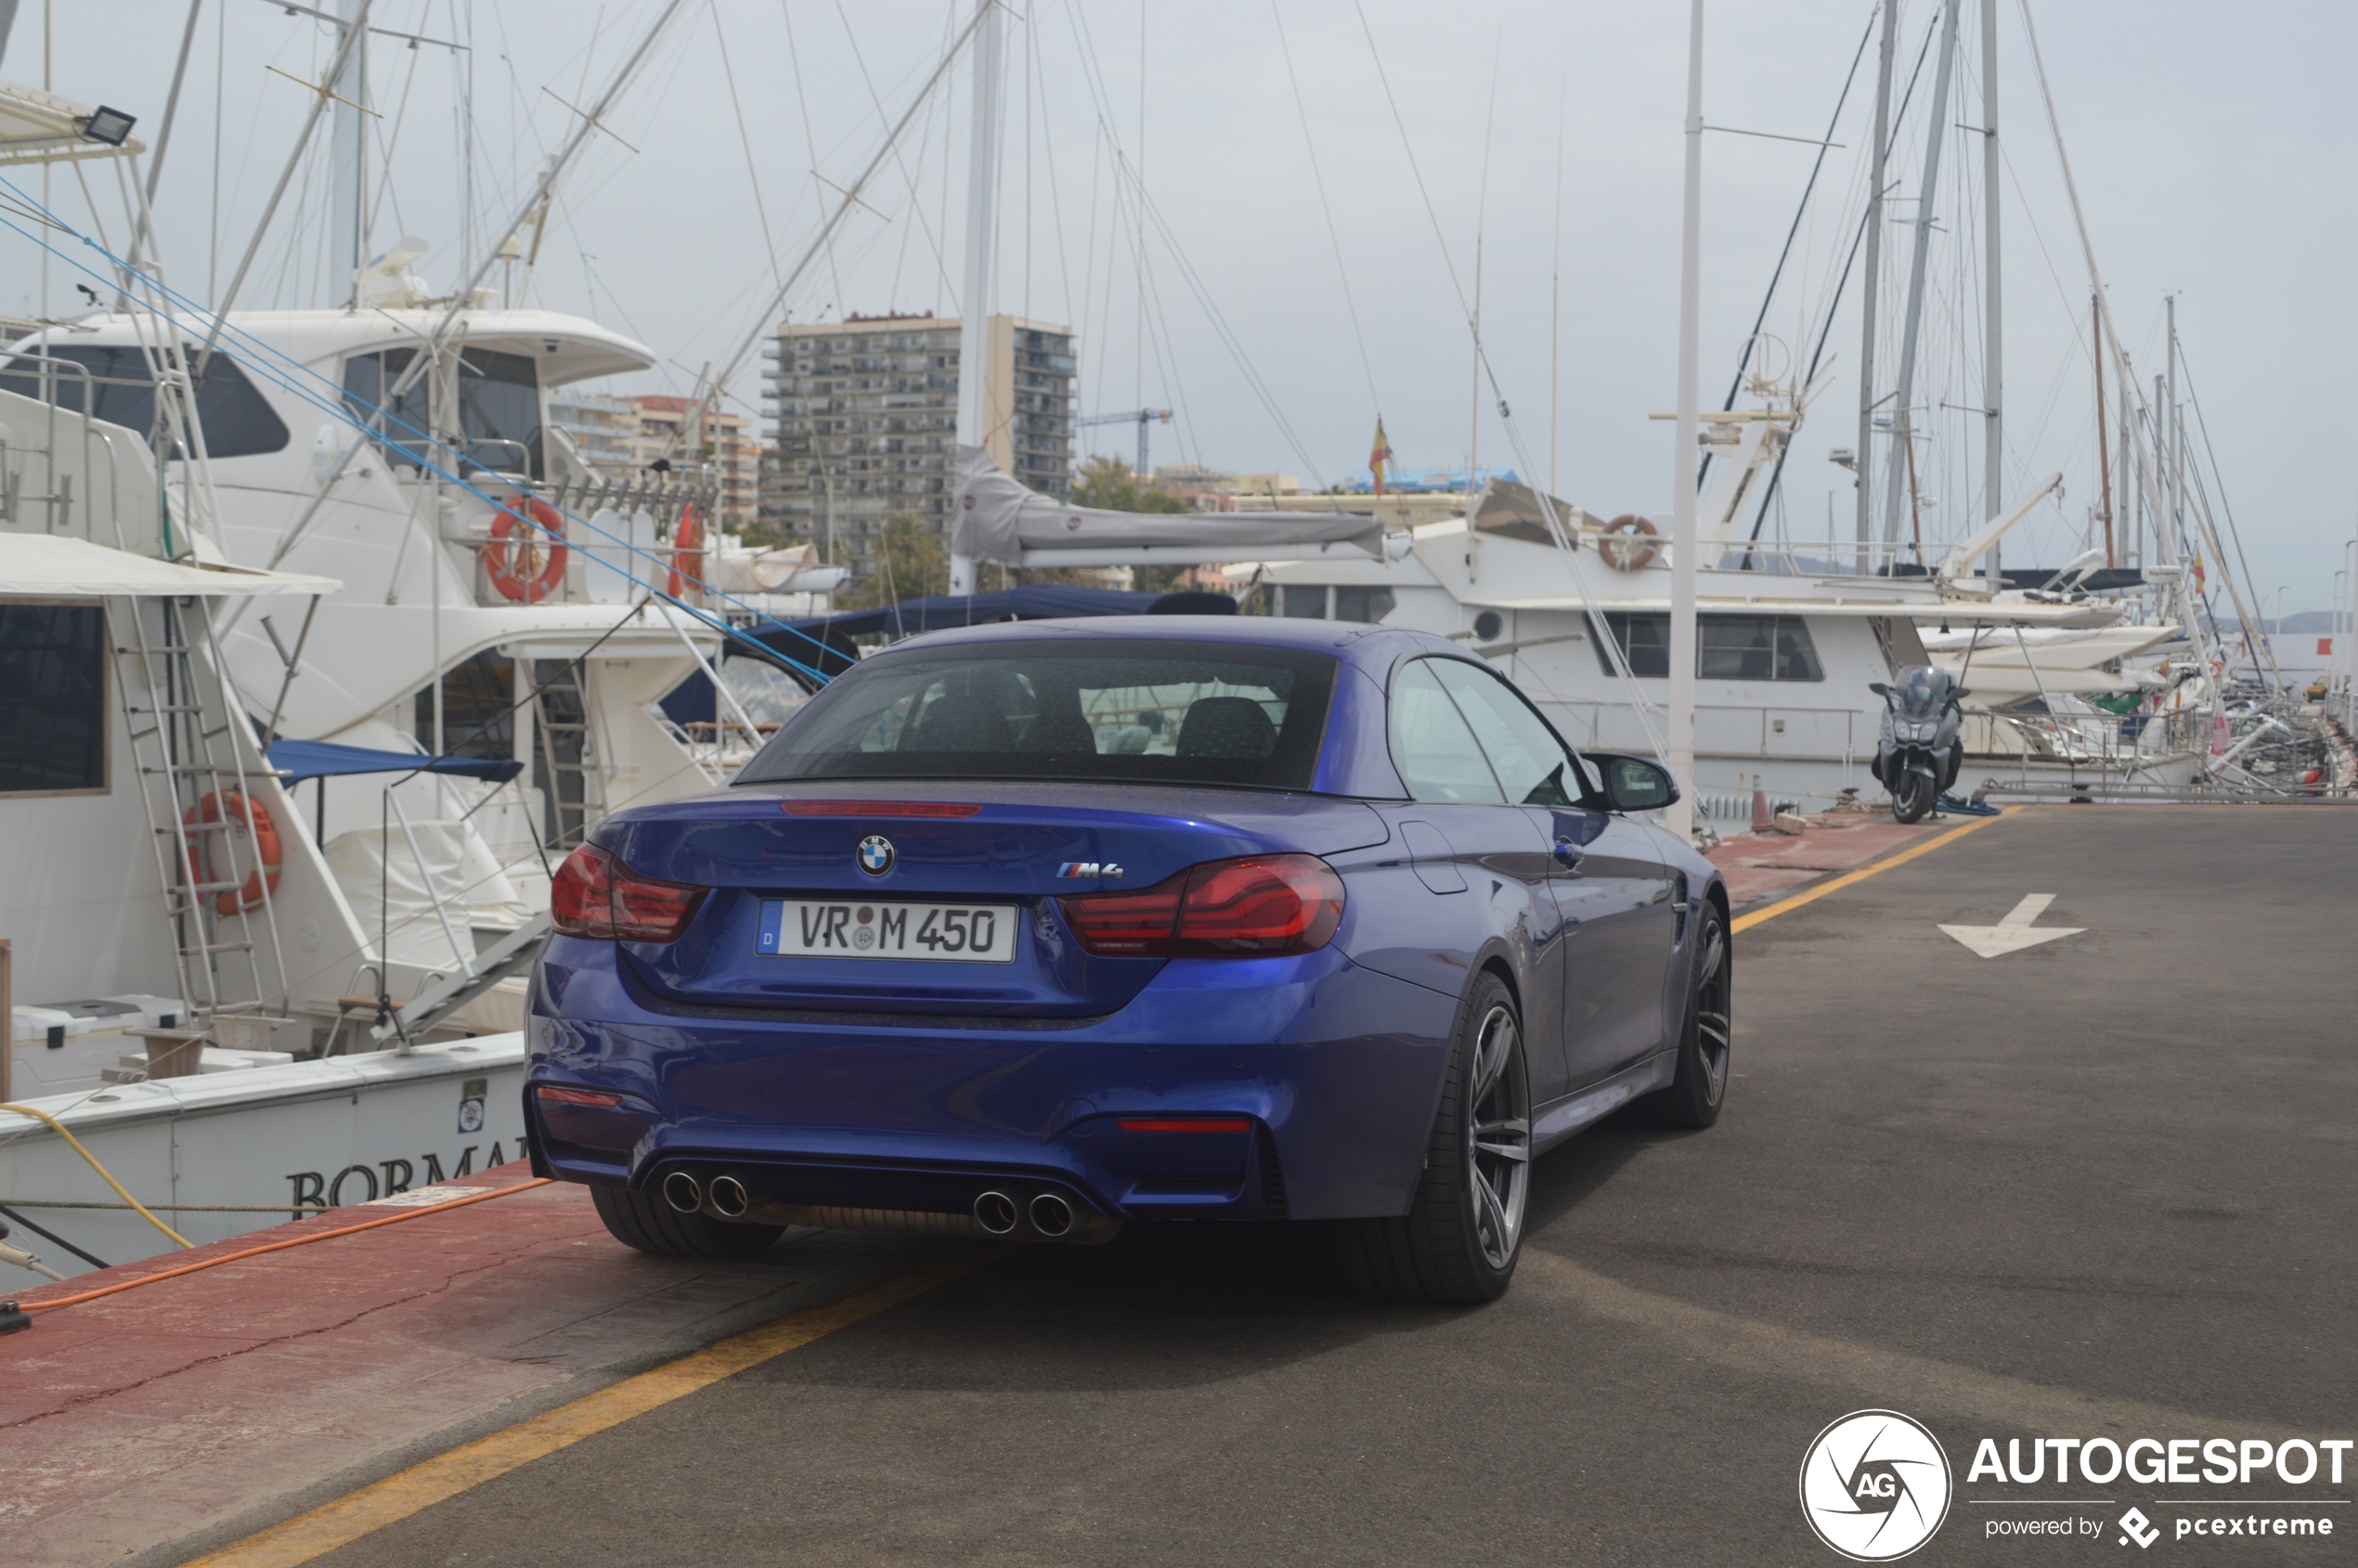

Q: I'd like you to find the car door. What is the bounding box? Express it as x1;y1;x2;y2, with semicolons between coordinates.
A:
1377;658;1569;1087
1426;658;1676;1091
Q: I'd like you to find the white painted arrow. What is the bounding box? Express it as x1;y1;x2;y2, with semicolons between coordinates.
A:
1937;894;2084;958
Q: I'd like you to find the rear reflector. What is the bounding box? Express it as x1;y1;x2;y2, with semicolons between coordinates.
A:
1116;1118;1253;1134
537;1085;627;1108
780;800;984;818
1058;853;1345;959
551;843;706;941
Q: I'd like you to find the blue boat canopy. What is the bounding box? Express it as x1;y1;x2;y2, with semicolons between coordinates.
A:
266;738;525;786
661;586;1237;728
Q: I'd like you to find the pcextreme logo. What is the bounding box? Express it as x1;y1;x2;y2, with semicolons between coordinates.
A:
1801;1410;1955;1562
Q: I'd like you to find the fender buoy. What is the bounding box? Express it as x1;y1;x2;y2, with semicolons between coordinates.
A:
1598;513;1662;573
184;791;281;916
486;496;568;603
667;503;703;600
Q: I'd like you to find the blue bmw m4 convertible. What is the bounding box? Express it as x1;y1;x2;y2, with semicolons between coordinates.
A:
525;616;1730;1302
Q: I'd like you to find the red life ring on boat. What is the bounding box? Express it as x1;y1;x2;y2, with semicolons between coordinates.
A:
486;496;568;603
184;790;281;916
1598;513;1662;573
667;503;703;600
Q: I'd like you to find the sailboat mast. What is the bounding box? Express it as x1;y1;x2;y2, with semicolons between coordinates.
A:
1666;0;1705;841
948;0;1005;596
1882;0;1963;553
1980;0;2002;577
329;0;369;305
1856;0;1899;575
2093;292;2113;565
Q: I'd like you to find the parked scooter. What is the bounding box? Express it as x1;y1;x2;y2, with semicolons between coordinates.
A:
1869;666;1967;823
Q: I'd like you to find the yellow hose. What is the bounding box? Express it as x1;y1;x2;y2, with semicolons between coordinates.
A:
0;1103;194;1250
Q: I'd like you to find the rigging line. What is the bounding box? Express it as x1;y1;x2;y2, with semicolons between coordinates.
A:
1353;0;1470;320
366;19;429;245
778;0;847;313
1697;0;1876;492
710;0;784;301
833;0;961;315
1743;3;1949;552
2173;340;2269;650
1022;0;1033;325
1135;0;1145;417
1111;148;1327;487
210;0;224;295
1134;221;1196;469
1057;14;1327;487
1269;0;1380;416
1028;5;1079;367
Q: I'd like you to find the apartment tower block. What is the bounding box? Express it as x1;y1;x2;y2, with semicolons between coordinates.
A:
760;312;1074;576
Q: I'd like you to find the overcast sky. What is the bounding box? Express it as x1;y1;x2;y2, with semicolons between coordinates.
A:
18;1;2356;610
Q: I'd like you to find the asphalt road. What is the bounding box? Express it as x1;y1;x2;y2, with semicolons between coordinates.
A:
298;807;2357;1567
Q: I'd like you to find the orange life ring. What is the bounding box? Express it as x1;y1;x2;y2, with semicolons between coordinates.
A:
1598;513;1662;573
184;790;281;916
486;496;568;603
667;503;703;601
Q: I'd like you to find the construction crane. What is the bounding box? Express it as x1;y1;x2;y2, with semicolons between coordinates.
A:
1078;408;1173;480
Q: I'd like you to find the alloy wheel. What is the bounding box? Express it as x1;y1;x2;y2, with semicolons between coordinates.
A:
1693;918;1731;1106
1465;1004;1532;1271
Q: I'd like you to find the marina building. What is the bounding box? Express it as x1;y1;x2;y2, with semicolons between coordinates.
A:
760;312;1075;577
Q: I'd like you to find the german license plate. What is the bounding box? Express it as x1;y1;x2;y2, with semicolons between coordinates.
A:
756;900;1018;964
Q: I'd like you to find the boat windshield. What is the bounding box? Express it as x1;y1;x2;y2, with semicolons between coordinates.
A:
1890;666;1954;719
342;345;545;478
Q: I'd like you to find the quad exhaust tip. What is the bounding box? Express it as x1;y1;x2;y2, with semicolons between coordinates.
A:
707;1174;750;1219
1029;1192;1075;1238
661;1171;703;1214
973;1190;1019;1236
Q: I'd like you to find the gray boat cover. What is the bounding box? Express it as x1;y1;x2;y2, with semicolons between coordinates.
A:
950;446;1384;565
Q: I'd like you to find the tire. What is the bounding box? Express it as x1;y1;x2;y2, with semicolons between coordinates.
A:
1341;972;1532;1304
1638;899;1731;1130
1892;769;1937;823
590;1183;786;1260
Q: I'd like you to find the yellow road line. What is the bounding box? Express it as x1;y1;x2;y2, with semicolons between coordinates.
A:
186;1249;1001;1568
1730;807;2015;934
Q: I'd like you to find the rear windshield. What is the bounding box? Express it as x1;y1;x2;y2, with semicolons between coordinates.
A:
738;639;1337;791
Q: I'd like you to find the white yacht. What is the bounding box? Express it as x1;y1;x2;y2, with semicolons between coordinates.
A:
1233;390;2199;820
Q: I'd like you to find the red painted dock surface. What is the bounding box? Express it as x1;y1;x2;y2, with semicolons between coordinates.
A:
1706;810;1951;909
0;810;1954;1565
0;1167;932;1566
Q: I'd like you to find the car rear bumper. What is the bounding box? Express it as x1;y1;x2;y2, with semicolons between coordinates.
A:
526;936;1460;1224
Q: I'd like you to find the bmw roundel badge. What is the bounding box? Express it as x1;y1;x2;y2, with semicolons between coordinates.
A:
857;835;895;876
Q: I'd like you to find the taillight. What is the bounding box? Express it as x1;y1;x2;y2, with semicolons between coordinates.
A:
550;843;706;941
1058;854;1344;959
537;1084;626;1108
1056;881;1185;954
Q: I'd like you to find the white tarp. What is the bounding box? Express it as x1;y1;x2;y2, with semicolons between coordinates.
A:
322;818;531;973
950;445;1384;566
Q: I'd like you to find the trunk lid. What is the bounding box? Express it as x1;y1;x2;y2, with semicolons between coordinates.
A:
599;784;1387;1018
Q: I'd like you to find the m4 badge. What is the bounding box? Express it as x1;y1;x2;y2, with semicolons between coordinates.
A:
1056;862;1123;879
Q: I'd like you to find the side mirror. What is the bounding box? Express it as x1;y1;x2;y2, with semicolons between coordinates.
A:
1867;680;1891;698
1595;754;1678;813
1952;687;1971;702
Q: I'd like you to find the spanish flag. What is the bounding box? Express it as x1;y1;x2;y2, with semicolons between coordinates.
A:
1368;417;1394;497
2190;551;2206;593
